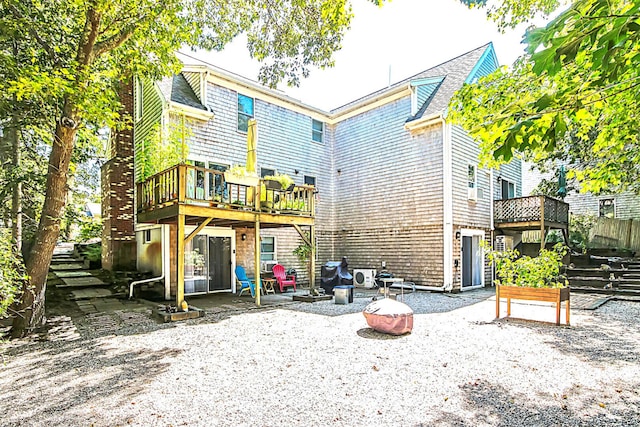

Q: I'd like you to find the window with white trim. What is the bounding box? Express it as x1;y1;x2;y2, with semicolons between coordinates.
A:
311;119;324;143
599;198;615;218
501;178;515;199
304;175;316;186
237;93;254;132
260;236;276;261
467;164;477;201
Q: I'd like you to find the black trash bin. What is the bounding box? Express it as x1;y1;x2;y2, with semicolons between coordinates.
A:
320;257;353;295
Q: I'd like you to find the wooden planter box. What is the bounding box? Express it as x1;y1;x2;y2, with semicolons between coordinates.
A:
496;285;570;325
223;171;259;187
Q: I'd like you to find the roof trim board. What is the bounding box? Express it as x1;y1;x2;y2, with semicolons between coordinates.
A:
465;42;498;84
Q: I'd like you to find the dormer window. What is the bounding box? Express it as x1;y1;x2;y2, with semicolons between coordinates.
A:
409;76;445;117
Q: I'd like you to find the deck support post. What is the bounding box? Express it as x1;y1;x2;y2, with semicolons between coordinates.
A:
254;184;261;306
177;213;185;310
310;225;316;294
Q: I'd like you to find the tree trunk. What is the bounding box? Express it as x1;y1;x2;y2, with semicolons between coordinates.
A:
10;115;22;252
11;113;77;338
10;6;103;337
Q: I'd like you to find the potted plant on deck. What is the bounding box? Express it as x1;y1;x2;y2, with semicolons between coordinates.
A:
489;242;570;325
263;173;295;191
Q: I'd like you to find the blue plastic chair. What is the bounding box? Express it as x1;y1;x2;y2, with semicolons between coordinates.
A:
235;265;262;297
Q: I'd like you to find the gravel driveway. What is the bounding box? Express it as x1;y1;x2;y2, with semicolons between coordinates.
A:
1;289;639;426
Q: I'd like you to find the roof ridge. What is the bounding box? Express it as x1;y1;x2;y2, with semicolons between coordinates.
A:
331;43;492;113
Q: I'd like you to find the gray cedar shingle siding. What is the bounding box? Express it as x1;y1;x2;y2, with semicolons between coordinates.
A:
451;125;491;229
333;98;445;284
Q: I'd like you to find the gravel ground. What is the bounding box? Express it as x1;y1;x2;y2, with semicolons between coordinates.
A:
1;289;639;427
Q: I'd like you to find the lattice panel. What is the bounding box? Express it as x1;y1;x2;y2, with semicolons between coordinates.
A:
495;197;542;223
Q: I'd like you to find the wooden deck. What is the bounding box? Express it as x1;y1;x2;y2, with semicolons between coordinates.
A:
136;164;315;227
494;195;569;231
135;164;317;309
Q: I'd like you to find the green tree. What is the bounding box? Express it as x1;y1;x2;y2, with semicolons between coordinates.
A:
1;0;384;337
451;0;640;194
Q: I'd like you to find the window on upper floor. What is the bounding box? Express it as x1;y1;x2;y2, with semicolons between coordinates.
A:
468;164;477;201
304;175;316;187
260;236;276;261
237;93;254;132
501;178;515;199
261;167;276;178
599;198;615;218
312;119;324;143
135;79;144;121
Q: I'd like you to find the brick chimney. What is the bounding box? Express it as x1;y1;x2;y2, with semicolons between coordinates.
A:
101;78;136;270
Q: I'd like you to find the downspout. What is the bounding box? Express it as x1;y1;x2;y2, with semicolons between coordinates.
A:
129;225;168;299
441;117;454;292
490;170;495;286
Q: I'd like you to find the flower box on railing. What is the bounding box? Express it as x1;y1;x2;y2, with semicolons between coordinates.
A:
224;171;259;187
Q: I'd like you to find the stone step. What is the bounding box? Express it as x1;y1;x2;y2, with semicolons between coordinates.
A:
56;276;108;289
50;256;82;264
570;286;640;297
50;262;87;271
69;288;114;300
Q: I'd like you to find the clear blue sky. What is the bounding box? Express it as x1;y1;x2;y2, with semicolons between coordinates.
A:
182;0;550;111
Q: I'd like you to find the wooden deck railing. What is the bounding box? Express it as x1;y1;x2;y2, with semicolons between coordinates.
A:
494;195;569;226
136;164;315;216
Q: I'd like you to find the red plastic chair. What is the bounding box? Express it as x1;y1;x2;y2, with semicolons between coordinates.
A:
272;264;297;293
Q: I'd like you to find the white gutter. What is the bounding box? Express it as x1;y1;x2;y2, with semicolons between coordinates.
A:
167;101;214;121
442;117;454;292
490;170;495;286
129;225;169;299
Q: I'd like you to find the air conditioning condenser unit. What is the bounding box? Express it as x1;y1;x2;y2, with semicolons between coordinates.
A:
354;269;377;288
494;235;514;252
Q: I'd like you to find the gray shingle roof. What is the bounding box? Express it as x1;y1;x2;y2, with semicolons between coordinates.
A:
331;43;492;119
157;74;207;111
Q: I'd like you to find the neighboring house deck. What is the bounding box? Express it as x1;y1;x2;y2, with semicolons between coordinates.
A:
494;195;569;248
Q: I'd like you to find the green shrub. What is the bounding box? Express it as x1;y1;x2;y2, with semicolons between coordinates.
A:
569;214;596;252
0;228;28;318
78;217;102;242
83;244;102;263
487;242;568;288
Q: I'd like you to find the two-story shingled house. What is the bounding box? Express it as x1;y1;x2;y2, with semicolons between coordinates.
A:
103;43;563;308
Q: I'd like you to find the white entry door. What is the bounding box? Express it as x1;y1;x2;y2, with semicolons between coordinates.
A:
184;227;235;295
461;230;484;289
